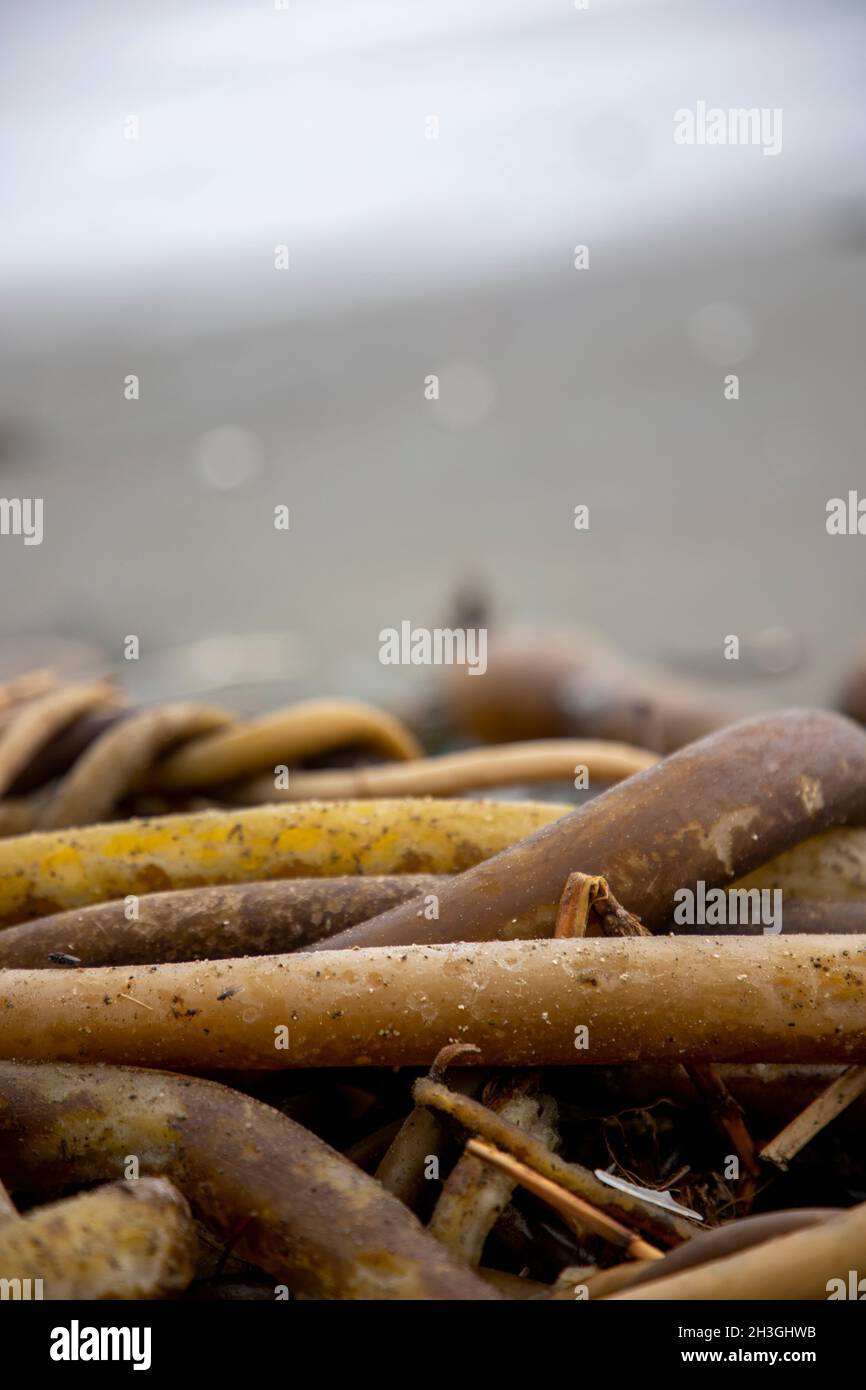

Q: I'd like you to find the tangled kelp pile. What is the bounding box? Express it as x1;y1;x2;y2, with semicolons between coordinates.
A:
0;669;865;1300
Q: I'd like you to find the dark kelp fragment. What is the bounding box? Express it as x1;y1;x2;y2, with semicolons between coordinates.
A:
0;875;447;967
0;1061;499;1301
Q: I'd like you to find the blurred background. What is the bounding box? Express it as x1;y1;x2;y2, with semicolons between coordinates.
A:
1;0;865;715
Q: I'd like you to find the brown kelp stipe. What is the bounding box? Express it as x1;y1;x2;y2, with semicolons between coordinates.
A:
0;875;447;967
237;738;657;802
143;698;423;790
37;703;232;830
314;709;866;951
548;1209;840;1298
4;873;861;972
0;680;119;798
613;1210;840;1294
612;1201;866;1301
669;899;866;934
446;630;727;753
0;1061;498;1301
4;936;865;1070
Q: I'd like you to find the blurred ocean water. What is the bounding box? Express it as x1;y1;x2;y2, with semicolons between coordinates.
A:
0;0;864;710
